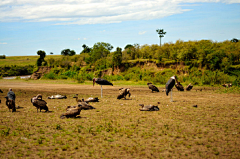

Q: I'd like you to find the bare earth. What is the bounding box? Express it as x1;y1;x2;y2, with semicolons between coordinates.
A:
0;80;240;158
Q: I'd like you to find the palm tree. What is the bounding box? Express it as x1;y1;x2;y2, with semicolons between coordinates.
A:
156;29;166;47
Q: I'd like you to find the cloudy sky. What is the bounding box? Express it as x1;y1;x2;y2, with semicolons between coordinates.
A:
0;0;240;56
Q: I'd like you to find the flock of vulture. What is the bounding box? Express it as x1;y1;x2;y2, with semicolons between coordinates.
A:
0;76;232;118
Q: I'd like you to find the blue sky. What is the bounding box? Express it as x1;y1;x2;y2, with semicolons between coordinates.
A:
0;0;239;56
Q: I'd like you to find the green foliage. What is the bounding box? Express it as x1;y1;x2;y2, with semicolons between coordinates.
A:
88;42;113;63
61;49;76;56
0;65;34;77
0;55;6;59
112;47;122;67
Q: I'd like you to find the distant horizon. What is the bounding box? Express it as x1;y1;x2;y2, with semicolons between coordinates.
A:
0;0;239;56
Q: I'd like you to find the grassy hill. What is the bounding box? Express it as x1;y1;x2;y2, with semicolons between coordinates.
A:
0;55;62;66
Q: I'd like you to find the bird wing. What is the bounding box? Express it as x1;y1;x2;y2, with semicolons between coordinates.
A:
96;78;113;86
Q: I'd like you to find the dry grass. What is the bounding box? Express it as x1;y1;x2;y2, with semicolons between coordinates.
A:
0;80;240;158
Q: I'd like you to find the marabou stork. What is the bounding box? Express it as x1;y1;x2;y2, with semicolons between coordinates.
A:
93;78;113;97
165;75;177;102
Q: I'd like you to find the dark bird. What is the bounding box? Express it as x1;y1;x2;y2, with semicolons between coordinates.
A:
4;96;16;112
93;78;113;86
117;88;131;99
60;105;82;119
93;78;113;97
31;94;48;112
186;83;193;91
193;105;198;108
175;82;184;91
147;83;159;93
165;75;176;96
139;103;160;111
70;98;96;110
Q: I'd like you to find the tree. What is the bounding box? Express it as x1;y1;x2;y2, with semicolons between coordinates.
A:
89;42;113;63
156;29;166;47
36;50;46;66
81;44;92;54
231;38;239;43
61;49;76;56
112;47;122;67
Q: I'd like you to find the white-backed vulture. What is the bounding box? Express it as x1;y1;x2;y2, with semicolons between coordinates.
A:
147;83;159;93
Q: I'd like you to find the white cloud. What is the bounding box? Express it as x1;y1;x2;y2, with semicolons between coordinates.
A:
0;0;239;25
139;31;146;35
0;42;7;44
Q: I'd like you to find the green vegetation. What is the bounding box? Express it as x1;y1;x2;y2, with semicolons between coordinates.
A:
0;40;239;87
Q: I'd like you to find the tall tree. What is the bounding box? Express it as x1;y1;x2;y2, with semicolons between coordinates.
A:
156;29;166;47
112;47;122;67
36;50;46;66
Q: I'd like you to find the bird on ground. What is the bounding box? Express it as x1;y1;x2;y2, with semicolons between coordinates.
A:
166;75;177;96
186;83;193;91
73;95;99;103
147;83;159;93
222;83;232;88
4;96;16;112
48;94;67;99
31;94;48;112
117;88;131;99
139;102;160;111
60;105;82;119
93;78;113;97
166;75;178;102
175;82;184;91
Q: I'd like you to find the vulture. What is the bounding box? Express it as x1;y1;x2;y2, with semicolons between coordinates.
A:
48;94;67;99
147;83;159;93
222;83;232;88
93;78;113;97
117;88;131;99
69;99;96;110
4;96;16;112
175;82;184;91
73;94;99;103
0;89;2;103
139;103;160;111
31;94;48;112
165;75;176;96
60;105;82;119
84;97;99;103
186;83;193;91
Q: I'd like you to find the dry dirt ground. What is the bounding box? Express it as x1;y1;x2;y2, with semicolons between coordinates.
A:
0;81;240;158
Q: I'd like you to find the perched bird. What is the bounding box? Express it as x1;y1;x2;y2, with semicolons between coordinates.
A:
117;88;131;99
147;83;159;93
48;94;67;99
139;103;160;111
31;94;48;112
175;82;184;91
60;105;82;119
93;78;113;97
186;83;193;91
165;75;176;96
